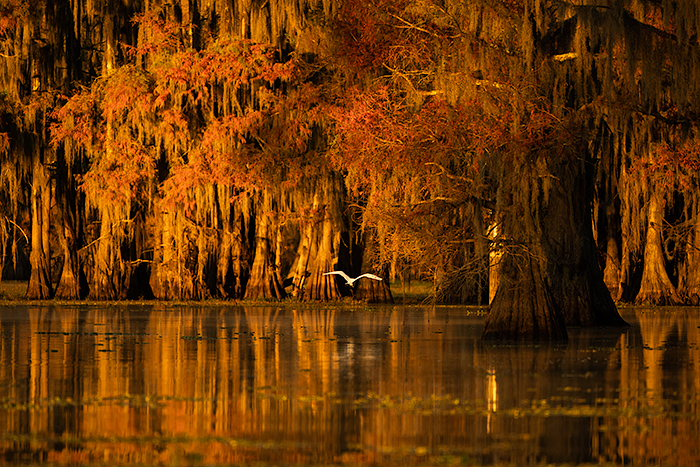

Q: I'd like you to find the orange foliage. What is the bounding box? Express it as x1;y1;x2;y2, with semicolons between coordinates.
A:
126;9;182;57
52;9;316;210
80;139;155;205
333;0;447;72
329;85;506;201
50;90;102;152
633;136;700;191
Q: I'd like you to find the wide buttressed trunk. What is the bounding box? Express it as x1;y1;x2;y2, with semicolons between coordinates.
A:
354;277;393;303
88;203;133;300
483;240;567;341
484;129;626;341
26;146;53;300
244;191;286;300
288;190;320;299
541;142;627;327
352;227;393;303
679;201;700;304
149;204;198;300
215;186;247;299
299;173;346;301
54;174;84;300
483;157;568;342
635;192;682;305
602;207;623;301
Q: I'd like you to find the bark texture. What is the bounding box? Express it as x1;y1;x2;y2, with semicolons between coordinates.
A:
354;277;393;303
26;149;53;299
542;147;626;327
635;194;682;305
483;247;567;341
244;193;286;300
299;175;346;301
679;210;700;304
54;183;83;299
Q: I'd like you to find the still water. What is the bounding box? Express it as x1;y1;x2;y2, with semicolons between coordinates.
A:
0;304;698;466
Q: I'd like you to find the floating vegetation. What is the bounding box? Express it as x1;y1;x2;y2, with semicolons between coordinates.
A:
2;388;696;425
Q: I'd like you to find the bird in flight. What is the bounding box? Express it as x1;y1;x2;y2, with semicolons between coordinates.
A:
323;271;383;287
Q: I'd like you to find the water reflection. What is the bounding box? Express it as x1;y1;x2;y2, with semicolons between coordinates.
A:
0;304;698;466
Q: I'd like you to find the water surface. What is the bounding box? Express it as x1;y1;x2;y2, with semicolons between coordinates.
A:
0;304;698;466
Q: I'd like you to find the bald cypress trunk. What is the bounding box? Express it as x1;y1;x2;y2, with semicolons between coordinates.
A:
296;174;347;301
542;148;626;327
149;206;195;300
89;207;128;300
244;215;285;299
483;157;568;341
602;210;623;301
194;225;211;300
679;206;700;304
483;247;567;341
54;181;83;299
26;149;53;299
635;193;681;305
353;230;392;303
483;137;626;341
216;204;245;299
244;191;285;300
150;207;178;300
289;202;315;299
301;208;342;301
354;275;393;303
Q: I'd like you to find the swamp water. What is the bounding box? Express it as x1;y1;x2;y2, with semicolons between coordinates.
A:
0;304;698;466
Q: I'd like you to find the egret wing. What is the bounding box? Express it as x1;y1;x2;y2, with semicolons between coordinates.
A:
357;273;383;281
323;270;353;284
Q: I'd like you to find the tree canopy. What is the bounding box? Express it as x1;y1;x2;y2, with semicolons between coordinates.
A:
2;0;700;339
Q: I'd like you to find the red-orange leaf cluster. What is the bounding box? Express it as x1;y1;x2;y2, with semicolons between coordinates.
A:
52;11;319;214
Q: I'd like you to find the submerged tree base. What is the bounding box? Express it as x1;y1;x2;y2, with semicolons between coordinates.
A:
482;252;568;342
354;278;394;303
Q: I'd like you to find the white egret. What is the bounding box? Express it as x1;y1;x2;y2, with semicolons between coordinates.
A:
323;271;383;287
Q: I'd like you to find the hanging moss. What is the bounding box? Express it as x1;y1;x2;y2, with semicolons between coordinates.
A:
2;0;700;314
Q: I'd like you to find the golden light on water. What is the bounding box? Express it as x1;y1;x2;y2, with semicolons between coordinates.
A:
0;305;699;466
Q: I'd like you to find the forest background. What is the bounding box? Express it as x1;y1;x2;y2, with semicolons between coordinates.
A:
1;0;700;340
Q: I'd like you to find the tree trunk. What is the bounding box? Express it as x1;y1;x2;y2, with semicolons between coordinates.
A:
289;220;312;298
301;211;342;301
26;150;53;299
89;206;130;300
216;226;238;298
299;174;345;301
635;193;681;305
215;189;249;299
483;157;568;341
244;192;285;300
150;206;194;300
488;220;501;305
483;244;568;341
0;218;6;282
149;207;168;299
289;190;319;298
354;275;393;302
483;140;626;341
353;222;392;303
541;152;626;327
679;205;700;304
603;231;622;301
194;224;211;300
54;185;83;299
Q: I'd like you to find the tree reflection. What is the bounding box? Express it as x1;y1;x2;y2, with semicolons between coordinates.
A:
0;305;698;465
